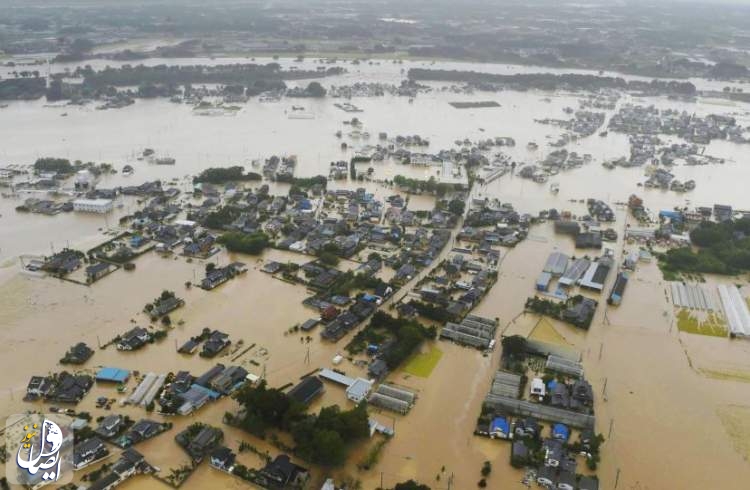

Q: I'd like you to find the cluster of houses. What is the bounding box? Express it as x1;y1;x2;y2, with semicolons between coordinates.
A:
209;447;310;490
177;328;232;357
319;295;382;342
25;372;94;404
176;423;224;463
159;364;249;415
479;340;602;489
86;448;156;490
609;104;743;145
200;262;248;290
478;411;601;490
31;249;85;277
113;419;171;448
534;249;615;311
461;200;531;247
415;252;499;322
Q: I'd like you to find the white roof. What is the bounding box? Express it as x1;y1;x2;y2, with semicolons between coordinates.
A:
346;378;373;398
718;284;750;336
319;368;354;386
73;198;112;206
174;219;197;227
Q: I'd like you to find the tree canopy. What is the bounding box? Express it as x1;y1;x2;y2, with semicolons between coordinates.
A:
218;231;270;255
393;481;431;490
193;166;262;184
232;381;369;466
34;157;74;174
660;218;750;275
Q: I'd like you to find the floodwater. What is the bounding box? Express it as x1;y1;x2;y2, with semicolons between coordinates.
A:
3;58;750;262
1;57;750;489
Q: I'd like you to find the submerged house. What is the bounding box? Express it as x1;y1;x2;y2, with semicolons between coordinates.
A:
149;296;184;318
210;446;236;472
176;425;224;463
74;437;109;469
61;342;95;365
489;416;510;439
287;376;324;406
96;414;125;439
201;330;231;358
210;365;248;394
256;454;310;489
86;262;112;282
608;272;628;305
117;327;151;351
49;373;94;404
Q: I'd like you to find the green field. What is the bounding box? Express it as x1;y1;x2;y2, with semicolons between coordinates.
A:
403;345;443;378
676;309;728;338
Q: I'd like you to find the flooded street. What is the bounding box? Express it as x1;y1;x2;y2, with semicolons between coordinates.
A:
1;57;750;489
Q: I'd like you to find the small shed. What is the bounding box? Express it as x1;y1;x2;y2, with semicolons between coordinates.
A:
552;423;570;441
536;272;552;292
346;378;373;403
489;416;510;439
95;367;130;384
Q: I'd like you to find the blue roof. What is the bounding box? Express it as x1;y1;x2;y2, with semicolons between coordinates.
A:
659;210;683;221
96;367;130;383
362;294;379;302
547;380;558;390
190;383;221;400
490;417;510;434
552;423;570;440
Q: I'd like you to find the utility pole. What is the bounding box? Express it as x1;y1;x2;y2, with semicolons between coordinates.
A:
608;418;614;439
614;468;621;488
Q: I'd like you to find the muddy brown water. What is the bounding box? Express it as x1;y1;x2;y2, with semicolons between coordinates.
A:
2;57;750;488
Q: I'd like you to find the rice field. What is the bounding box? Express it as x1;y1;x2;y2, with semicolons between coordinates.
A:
529;316;572;346
717;404;750;462
676;309;728;337
700;368;750;383
403;344;443;378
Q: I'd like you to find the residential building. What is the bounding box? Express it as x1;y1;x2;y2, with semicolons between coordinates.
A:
73;198;114;214
287;377;324;405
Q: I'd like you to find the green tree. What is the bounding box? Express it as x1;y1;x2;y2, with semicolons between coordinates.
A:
501;335;527;359
393;481;431;490
218;231;270;255
306;81;327;97
448;199;465;216
310;429;345;465
319;251;340;266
